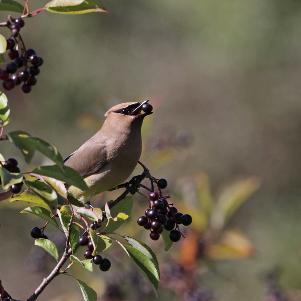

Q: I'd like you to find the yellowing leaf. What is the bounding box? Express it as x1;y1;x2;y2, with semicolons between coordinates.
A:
207;230;255;260
45;0;106;14
0;34;7;53
211;177;260;230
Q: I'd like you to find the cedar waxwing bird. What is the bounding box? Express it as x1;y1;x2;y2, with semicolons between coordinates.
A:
64;100;153;202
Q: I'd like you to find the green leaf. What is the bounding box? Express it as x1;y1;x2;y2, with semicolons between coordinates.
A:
119;236;160;290
161;230;173;251
21;206;59;227
10;191;52;211
105;197;133;233
0;92;10;126
33;165;88;191
88;230;112;255
0;0;23;12
71;255;93;272
70;224;80;252
74;206;102;222
0;165;23;190
77;279;97;301
46;0;106;15
8;131;64;167
35;238;59;261
24;175;58;208
57;205;72;236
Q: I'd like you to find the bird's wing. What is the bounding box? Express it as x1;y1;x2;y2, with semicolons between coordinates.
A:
64;139;108;178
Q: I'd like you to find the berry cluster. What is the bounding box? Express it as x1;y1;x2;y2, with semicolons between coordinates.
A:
30;226;48;239
0;157;23;193
137;179;192;242
0;17;43;93
79;232;111;272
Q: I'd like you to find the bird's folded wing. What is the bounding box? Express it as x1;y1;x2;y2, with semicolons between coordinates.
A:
64;141;108;178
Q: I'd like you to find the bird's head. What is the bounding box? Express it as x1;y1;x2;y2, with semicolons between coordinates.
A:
105;100;153;120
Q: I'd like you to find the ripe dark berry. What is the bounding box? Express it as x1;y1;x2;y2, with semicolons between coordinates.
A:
27;76;37;86
6;62;17;74
21;84;31;93
137;216;148;226
19;70;29;81
10;74;21;85
157;178;168;189
156;214;166;224
174;212;183;224
88;241;94;251
170;230;181;242
6;38;15;50
14;57;24;68
153;199;165;210
8;49;19;60
79;235;89;246
93;255;103;265
14;18;24;28
0;69;9;80
158;206;168;215
10;182;23;193
84;249;93;259
35;57;43;67
6;158;18;168
142;102;153;114
29;66;40;76
181;214;192;226
31;227;42;238
150;231;160;240
3;79;15;90
146;208;158;219
165;219;176;231
149;192;159;201
151;221;163;232
144;221;151;230
168;207;178;216
99;258;111;271
25;49;36;58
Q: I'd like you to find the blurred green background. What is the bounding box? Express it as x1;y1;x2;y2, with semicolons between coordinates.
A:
1;0;301;300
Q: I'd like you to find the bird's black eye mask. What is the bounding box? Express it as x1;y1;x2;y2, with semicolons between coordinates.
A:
114;100;153;116
114;103;142;116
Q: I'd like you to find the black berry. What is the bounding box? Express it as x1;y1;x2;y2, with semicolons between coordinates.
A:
170;230;181;242
142;102;153;114
30;227;42;238
84;249;93;259
3;79;14;90
14;18;24;28
174;212;183;224
168;207;178;216
88;241;94;251
99;258;111;271
79;235;89;246
149;192;159;201
10;182;23;193
8;49;19;60
93;255;103;265
6;62;17;74
25;49;36;58
137;216;148;226
157;178;168;189
181;214;192;226
21;84;31;93
165;219;176;231
146;208;158;219
150;231;160;240
6;158;18;168
151;221;163;232
6;38;15;50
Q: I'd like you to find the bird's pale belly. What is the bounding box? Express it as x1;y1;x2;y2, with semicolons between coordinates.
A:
69;146;141;201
